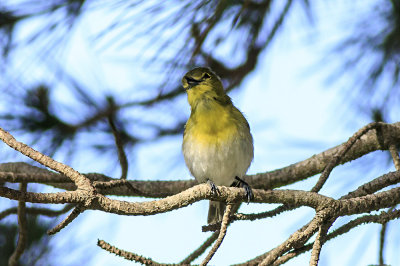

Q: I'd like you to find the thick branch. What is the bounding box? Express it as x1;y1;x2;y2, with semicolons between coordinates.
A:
3;176;400;221
0;164;196;198
2;122;400;197
0;182;333;219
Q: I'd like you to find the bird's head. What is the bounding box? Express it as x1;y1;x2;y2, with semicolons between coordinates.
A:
182;67;225;107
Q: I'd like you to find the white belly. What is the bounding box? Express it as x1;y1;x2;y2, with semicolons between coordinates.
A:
182;134;253;186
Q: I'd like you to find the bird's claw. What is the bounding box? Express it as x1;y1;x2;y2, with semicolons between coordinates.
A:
207;179;220;195
244;184;254;203
234;176;254;203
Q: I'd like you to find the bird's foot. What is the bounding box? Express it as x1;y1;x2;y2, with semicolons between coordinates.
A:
207;179;220;195
234;176;254;203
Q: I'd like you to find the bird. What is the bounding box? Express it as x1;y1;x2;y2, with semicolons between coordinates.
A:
181;67;254;224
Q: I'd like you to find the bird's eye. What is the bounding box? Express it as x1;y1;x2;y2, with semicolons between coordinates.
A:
202;73;211;80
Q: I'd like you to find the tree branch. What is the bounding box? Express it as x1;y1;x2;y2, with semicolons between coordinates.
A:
273;208;400;265
2;122;400;198
0;127;94;192
379;220;388;266
47;204;85;235
250;213;324;266
0;204;74;220
309;223;330;266
311;122;384;193
2;122;400;264
201;204;233;265
251;122;400;190
107;109;128;180
8;183;28;266
0;184;337;216
97;239;173;265
233;204;293;221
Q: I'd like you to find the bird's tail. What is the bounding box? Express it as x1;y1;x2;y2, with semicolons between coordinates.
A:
207;201;226;224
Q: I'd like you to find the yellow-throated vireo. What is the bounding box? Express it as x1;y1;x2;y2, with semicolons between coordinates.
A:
182;67;254;224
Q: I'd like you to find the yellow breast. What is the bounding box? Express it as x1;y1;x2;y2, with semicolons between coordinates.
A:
184;102;238;146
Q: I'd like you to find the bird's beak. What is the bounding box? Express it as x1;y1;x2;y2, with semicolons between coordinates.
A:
182;76;200;90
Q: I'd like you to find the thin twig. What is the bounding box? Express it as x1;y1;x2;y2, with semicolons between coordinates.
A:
231;0;250;27
201;204;233;266
343;171;400;199
233;204;293;221
190;0;227;58
0;204;74;220
94;179;143;196
312;122;384;193
107;114;128;180
181;231;219;264
379;222;388;266
97;239;173;265
378;206;394;266
309;223;330;266
200;204;295;232
8;183;28;266
47;204;85;235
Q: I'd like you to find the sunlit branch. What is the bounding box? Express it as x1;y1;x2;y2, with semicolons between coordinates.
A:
274;208;400;265
97;239;172;265
201;204;233;265
309;223;331;266
47;204;85;235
